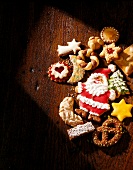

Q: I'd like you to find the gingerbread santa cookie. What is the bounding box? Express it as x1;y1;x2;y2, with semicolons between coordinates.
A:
75;64;117;120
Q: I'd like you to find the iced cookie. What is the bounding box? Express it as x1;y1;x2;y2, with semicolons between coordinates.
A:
111;98;133;122
67;121;95;140
47;61;72;83
57;39;81;57
108;69;130;98
67;55;85;84
99;43;122;64
76;64;117;117
100;27;120;44
114;44;133;76
59;96;83;127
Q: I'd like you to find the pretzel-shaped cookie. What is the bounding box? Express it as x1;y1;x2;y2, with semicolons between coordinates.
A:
76;49;99;70
92;117;123;147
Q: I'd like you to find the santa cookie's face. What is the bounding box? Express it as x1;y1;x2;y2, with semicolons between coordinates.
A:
86;73;108;86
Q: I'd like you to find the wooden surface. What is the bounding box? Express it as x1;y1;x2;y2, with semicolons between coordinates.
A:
1;2;133;170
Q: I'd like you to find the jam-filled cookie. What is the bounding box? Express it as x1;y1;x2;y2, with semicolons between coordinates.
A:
100;26;120;44
47;61;72;83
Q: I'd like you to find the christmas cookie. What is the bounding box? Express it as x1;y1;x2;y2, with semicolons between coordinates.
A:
75;64;117;118
114;44;133;76
99;43;122;64
88;36;104;50
67;55;85;84
111;98;133;122
59;96;83;127
76;50;99;70
47;61;72;83
57;39;81;57
93;117;123;147
100;27;120;44
108;69;130;98
67;121;95;140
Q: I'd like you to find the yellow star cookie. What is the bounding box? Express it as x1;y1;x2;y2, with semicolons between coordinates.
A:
111;99;133;121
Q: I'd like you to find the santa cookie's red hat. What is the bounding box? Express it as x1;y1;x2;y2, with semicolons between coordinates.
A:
93;64;116;78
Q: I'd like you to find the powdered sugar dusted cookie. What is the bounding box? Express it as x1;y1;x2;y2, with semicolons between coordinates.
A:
59;96;83;127
67;121;95;140
57;39;81;57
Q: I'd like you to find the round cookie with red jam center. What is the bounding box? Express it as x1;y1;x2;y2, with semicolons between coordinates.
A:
100;27;120;44
47;61;72;83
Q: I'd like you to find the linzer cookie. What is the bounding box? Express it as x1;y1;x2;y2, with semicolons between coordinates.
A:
100;27;120;44
47;61;72;83
59;96;83;127
67;121;95;140
114;44;133;76
99;43;122;64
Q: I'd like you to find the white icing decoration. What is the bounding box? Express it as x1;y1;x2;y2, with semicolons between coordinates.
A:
109;89;116;101
89;111;100;116
51;62;68;79
108;64;116;72
57;39;81;56
67;122;95;139
84;73;108;96
77;95;110;110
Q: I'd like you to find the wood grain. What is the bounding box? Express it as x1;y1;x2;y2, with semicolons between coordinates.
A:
1;2;133;170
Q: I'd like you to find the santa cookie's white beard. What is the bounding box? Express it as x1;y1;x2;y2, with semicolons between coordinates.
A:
85;83;108;96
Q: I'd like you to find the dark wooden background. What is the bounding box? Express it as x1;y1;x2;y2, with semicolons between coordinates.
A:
1;2;133;170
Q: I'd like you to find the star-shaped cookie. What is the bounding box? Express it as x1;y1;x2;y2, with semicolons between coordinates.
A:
111;99;133;121
57;39;81;57
99;43;122;64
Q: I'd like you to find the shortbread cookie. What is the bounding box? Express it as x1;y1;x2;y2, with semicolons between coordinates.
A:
99;43;122;64
100;27;120;44
59;97;83;127
114;44;133;76
57;39;81;57
47;61;72;83
67;121;95;140
67;55;85;84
